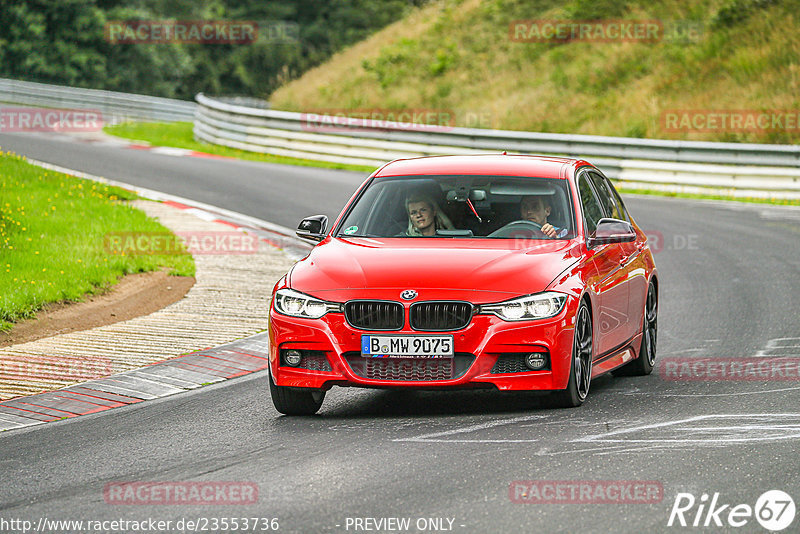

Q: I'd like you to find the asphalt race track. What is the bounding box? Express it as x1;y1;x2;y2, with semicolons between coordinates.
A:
1;131;799;533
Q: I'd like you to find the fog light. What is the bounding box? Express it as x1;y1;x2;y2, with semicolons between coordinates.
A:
525;352;547;370
284;349;302;367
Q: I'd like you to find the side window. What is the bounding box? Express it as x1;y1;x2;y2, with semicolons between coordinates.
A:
588;172;617;220
605;178;631;222
578;174;605;235
588;171;630;222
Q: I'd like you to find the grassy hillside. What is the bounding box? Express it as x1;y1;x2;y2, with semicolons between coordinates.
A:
269;0;800;144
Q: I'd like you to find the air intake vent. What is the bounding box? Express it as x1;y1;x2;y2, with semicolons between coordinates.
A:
410;301;473;331
344;300;404;330
299;352;332;372
364;358;453;381
343;353;476;382
491;354;529;374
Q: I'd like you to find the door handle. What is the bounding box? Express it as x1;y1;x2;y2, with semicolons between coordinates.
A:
619;255;630;265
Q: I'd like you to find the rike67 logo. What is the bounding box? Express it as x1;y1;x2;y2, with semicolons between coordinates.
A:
668;490;796;531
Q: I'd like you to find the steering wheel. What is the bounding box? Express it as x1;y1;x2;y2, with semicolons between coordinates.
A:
487;220;548;239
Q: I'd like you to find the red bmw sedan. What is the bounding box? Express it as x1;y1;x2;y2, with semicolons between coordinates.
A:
268;155;658;414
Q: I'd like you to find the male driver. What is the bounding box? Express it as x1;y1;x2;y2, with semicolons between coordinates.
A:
520;195;567;238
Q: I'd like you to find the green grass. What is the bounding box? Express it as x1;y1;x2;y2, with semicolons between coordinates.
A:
270;0;800;144
103;121;377;173
0;150;195;331
615;185;800;206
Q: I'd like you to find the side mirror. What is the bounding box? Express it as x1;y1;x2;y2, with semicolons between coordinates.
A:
296;215;328;242
588;218;636;247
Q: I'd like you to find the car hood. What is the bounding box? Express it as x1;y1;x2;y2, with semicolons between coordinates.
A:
288;237;581;304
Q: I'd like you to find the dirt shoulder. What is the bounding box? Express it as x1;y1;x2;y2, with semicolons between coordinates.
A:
0;271;194;347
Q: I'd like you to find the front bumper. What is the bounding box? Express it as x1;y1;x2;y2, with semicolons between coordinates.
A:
269;297;578;392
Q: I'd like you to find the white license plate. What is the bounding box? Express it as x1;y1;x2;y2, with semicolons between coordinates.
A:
361;335;454;358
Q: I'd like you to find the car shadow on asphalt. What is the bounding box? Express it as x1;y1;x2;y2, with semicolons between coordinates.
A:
280;374;618;419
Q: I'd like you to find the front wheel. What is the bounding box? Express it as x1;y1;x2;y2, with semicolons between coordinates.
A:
550;301;592;408
269;370;325;415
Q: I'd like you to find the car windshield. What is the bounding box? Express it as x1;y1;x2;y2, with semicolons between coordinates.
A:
335;174;575;239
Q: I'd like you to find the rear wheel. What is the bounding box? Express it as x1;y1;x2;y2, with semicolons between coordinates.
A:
550;301;592;408
613;281;658;376
269;370;325;415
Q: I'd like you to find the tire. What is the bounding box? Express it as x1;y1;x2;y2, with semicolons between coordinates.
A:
268;370;325;415
613;281;658;377
550;300;593;408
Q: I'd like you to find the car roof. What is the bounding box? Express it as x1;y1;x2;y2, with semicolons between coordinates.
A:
373;154;590;179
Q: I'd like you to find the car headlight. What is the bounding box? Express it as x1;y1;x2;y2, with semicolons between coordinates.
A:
273;288;341;319
479;292;567;321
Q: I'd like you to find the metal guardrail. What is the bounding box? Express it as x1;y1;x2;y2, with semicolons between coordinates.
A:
0;78;195;123
1;80;796;197
195;93;800;198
